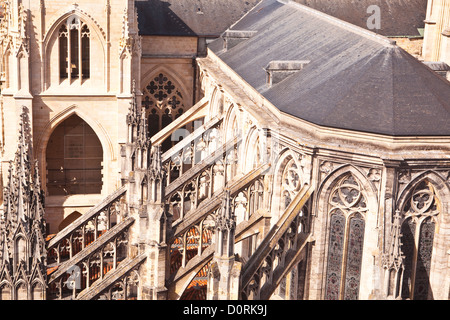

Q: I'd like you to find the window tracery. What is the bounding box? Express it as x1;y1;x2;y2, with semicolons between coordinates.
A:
324;174;367;300
59;16;90;81
142;73;186;146
400;180;439;300
281;158;301;210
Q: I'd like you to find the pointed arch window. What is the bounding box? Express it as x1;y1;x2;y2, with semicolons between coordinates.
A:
142;73;187;151
1;49;11;88
400;180;439;300
324;174;367;300
59;16;90;81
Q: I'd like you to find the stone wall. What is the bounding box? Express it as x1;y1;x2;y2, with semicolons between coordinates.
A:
0;1;199;233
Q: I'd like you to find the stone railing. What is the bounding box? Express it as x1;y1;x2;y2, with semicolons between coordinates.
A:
161;116;223;185
47;216;134;300
76;253;147;300
168;163;270;280
164;136;239;223
46;186;127;266
240;183;314;300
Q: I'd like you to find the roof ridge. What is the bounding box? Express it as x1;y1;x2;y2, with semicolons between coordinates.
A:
227;0;265;31
280;0;397;48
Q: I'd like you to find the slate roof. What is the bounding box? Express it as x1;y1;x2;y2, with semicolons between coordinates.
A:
211;0;450;136
292;0;427;37
135;0;261;37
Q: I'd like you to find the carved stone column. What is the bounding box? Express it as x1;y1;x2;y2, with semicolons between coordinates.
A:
382;210;404;299
140;146;171;300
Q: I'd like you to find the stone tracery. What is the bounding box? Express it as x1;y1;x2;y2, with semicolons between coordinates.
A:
282;159;300;209
324;173;367;300
400;180;440;300
142;73;187;141
58;16;91;81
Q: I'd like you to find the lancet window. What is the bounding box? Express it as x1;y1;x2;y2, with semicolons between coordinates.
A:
400;180;439;300
1;50;10;88
59;16;90;81
324;174;367;300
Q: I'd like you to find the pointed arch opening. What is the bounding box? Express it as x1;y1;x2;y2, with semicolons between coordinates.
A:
271;150;306;225
14;236;27;268
208;87;224;120
16;282;27;300
141;72;190;152
1;48;11;89
399;179;440;300
46;114;103;196
323;173;368;300
58;15;91;82
180;261;211;300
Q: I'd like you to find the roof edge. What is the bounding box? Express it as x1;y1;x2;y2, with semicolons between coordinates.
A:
281;0;397;48
227;0;265;31
202;49;450;140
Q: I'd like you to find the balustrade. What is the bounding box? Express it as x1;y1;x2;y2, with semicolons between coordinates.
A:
161;117;223;185
47;219;131;300
47;187;126;266
95;269;141;300
240;184;313;300
164;139;239;224
170;213;216;274
168;169;268;279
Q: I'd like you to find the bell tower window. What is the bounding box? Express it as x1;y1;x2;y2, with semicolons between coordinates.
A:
58;16;90;82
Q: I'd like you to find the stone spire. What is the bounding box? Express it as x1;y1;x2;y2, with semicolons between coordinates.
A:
125;79;150;172
214;189;236;257
136;102;150;152
0;107;47;300
207;190;241;300
126;79;140;144
135;102;151;171
148;144;165;203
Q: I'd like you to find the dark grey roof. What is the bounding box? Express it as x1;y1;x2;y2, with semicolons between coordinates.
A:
292;0;427;37
212;0;450;136
424;61;450;72
135;0;261;37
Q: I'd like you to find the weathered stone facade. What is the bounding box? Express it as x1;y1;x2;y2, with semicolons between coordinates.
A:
0;0;449;300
